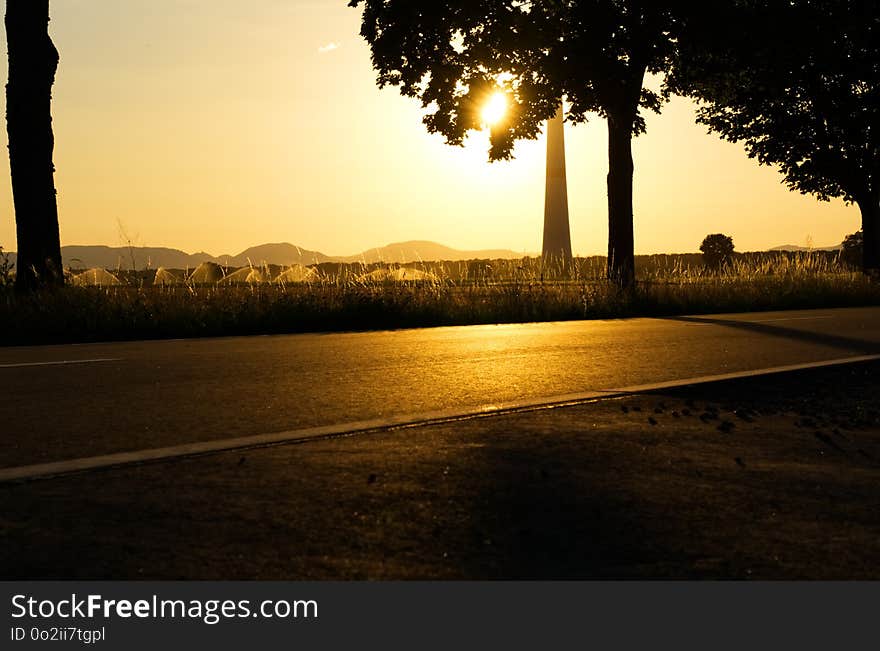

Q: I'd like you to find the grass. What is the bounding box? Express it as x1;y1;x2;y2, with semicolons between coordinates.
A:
2;252;878;346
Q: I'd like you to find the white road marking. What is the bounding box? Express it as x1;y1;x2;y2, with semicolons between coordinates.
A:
2;353;879;484
0;358;121;370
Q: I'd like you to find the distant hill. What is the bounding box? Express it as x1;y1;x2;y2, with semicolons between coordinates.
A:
3;241;523;270
770;244;842;252
228;243;332;267
340;241;524;264
58;246;216;270
3;240;852;270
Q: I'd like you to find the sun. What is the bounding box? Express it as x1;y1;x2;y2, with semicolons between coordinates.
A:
481;92;508;127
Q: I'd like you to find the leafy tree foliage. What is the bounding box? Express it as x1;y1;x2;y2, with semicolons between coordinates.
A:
699;233;734;269
348;0;686;287
673;1;880;275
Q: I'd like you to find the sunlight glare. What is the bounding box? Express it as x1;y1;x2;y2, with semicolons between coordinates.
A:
481;92;508;127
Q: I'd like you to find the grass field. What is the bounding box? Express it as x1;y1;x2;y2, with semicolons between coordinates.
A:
2;252;878;345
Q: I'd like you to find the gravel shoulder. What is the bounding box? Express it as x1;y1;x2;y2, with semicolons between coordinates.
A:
2;361;879;580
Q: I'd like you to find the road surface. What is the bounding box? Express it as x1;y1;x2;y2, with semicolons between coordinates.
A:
1;306;878;468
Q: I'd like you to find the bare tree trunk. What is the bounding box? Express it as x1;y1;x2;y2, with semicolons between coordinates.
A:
606;111;636;288
6;0;62;290
859;195;880;277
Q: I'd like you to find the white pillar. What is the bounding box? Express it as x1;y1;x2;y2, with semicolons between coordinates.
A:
542;105;573;272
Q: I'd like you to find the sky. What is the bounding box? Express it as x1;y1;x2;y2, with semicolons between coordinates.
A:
0;0;862;257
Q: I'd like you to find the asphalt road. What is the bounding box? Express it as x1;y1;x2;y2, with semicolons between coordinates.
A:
2;306;879;468
4;359;880;580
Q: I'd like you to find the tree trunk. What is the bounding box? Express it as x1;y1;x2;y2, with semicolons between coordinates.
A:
606;111;636;287
6;0;62;290
859;195;880;277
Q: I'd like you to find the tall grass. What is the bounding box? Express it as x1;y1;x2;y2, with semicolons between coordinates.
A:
2;253;878;346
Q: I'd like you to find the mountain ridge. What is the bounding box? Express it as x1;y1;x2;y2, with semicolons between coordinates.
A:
336;241;525;264
3;241;526;270
769;244;842;252
2;240;848;270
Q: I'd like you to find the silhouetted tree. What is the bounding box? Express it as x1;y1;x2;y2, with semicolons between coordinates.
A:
5;0;62;290
700;233;734;270
840;230;863;269
348;1;686;288
673;1;880;276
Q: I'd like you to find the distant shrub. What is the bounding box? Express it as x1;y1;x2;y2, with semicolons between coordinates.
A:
0;246;13;288
840;230;863;269
700;234;735;270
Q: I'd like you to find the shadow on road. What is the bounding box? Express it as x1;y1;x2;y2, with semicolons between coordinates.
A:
457;446;693;579
665;315;880;355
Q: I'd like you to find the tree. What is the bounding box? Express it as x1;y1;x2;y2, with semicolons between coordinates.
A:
348;1;685;287
673;1;880;276
5;0;63;290
699;233;734;270
840;230;863;269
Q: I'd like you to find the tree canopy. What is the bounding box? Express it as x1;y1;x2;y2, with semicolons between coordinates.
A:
699;233;735;270
673;1;880;274
349;0;687;286
349;1;680;157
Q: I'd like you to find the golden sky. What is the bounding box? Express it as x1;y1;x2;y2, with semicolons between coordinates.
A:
0;0;861;256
